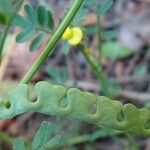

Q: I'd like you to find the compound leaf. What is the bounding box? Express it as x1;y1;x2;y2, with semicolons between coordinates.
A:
32;121;61;150
97;0;114;15
15;4;53;51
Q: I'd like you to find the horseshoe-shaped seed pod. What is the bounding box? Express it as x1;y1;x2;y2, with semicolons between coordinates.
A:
0;81;150;136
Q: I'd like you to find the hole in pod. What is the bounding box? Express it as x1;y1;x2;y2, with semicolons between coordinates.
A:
90;103;97;114
60;96;68;108
144;119;150;129
117;110;124;122
28;85;38;102
3;99;11;109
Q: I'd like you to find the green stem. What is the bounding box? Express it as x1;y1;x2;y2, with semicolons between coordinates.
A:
0;25;9;63
126;133;139;150
0;0;24;64
79;45;111;97
21;0;84;84
96;10;102;61
51;129;122;149
62;134;91;147
79;8;111;97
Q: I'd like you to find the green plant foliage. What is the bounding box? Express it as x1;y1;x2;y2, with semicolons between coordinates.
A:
0;12;7;25
24;4;37;25
32;122;61;150
47;10;54;31
1;81;150;136
14;3;54;52
84;25;99;35
85;0;97;5
37;5;48;28
101;41;133;60
13;138;25;150
0;0;24;59
70;0;88;26
47;67;68;84
13;122;61;150
62;40;71;55
30;33;45;52
97;0;114;15
0;0;13;24
102;30;118;40
0;0;12;12
133;63;148;78
13;14;31;29
72;7;88;26
90;128;122;141
16;28;36;43
0;0;23;25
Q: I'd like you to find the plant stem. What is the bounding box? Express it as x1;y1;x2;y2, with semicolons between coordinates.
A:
0;0;24;64
21;0;84;84
51;129;122;149
0;25;9;63
79;45;111;97
62;134;91;147
79;7;111;97
96;10;102;61
126;133;139;150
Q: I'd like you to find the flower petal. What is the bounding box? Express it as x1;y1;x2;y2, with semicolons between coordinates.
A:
68;27;83;45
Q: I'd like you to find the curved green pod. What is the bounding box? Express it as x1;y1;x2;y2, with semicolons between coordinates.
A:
0;81;150;136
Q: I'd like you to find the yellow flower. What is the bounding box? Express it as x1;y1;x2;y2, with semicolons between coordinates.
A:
62;27;73;40
62;27;83;46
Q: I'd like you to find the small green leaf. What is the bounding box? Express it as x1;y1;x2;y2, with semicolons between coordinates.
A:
47;10;54;31
37;5;48;28
102;30;118;40
101;42;133;59
16;28;35;43
24;4;37;25
32;121;61;150
62;41;71;55
97;0;114;15
13;14;31;29
84;25;99;35
13;138;25;150
30;33;45;52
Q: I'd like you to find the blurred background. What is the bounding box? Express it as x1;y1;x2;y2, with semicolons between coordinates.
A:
0;0;150;149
